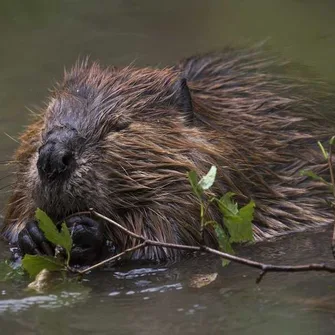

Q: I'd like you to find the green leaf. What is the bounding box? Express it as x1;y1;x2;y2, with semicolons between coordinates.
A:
300;170;330;185
198;166;217;190
329;136;335;146
22;255;65;277
59;222;72;261
225;201;255;243
217;192;238;216
187;170;203;198
210;222;234;266
217;193;254;243
35;209;72;260
35;209;60;244
318;141;328;159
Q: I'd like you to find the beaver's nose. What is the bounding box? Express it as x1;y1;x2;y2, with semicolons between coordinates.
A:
37;142;75;180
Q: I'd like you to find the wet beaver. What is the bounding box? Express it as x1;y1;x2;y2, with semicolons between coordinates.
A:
2;47;335;265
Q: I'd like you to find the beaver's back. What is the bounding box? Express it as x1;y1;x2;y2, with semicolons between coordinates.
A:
179;48;335;239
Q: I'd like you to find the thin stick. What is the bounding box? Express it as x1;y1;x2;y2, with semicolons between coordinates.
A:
256;270;266;284
90;209;145;241
77;242;147;274
202;245;334;273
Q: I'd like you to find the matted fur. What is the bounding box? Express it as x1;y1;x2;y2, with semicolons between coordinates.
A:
2;47;335;261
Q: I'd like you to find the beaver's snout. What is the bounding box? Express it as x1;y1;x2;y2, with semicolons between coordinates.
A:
37;142;75;180
37;127;79;181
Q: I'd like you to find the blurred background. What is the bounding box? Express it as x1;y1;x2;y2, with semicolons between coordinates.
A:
1;0;335;160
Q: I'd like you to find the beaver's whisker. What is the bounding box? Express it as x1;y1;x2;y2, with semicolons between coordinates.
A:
4;132;19;144
0;183;13;192
0;174;13;182
0;160;14;165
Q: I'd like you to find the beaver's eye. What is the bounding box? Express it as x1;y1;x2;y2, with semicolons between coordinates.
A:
113;119;131;132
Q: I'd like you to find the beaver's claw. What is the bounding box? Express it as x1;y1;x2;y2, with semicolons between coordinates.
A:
18;220;54;257
18;215;106;266
65;216;106;266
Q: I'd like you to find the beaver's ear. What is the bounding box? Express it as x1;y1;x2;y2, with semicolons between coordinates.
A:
171;78;193;123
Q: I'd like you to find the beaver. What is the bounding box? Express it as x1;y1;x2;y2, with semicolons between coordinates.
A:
1;46;335;265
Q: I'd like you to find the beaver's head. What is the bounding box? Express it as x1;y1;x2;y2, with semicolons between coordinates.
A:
29;61;217;222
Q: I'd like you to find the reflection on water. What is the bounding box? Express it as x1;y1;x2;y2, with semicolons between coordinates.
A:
1;0;335;334
0;291;88;313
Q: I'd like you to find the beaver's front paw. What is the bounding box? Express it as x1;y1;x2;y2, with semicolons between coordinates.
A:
65;216;106;266
18;216;106;266
18;220;54;257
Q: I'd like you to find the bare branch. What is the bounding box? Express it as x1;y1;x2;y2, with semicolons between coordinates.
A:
77;210;335;283
77;242;147;274
256;270;266;284
90;209;144;241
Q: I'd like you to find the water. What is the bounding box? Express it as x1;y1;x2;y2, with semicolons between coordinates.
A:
1;1;335;334
1;230;335;334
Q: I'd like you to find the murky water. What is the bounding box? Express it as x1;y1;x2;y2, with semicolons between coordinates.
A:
1;1;335;334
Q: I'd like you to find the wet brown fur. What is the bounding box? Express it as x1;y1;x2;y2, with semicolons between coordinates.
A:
2;47;335;261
